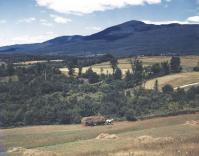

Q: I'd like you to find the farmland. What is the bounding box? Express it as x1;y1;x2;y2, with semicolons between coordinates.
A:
145;72;199;90
1;113;199;156
0;55;199;156
14;60;63;65
59;55;199;76
0;75;18;83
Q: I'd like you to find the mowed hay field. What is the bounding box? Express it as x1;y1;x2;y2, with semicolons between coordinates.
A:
59;56;199;76
1;113;199;156
0;75;19;83
145;72;199;90
60;58;132;76
138;55;199;71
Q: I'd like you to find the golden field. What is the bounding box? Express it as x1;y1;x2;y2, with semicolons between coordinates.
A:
145;72;199;90
59;55;199;76
1;113;199;156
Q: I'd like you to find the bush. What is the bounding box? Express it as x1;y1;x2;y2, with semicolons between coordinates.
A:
162;84;174;93
82;68;99;84
193;66;199;71
125;110;137;121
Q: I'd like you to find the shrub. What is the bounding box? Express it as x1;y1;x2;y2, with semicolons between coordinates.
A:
125;110;137;121
162;84;174;93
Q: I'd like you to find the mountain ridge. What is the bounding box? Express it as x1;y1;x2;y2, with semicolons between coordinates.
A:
0;20;199;56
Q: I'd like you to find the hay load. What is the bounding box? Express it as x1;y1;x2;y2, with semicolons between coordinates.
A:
81;116;106;126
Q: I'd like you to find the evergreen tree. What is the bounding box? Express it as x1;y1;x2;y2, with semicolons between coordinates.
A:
83;68;99;84
68;65;75;76
7;64;15;76
161;61;170;75
125;70;132;81
154;80;159;92
151;63;161;76
110;56;118;73
131;58;144;86
170;56;182;73
113;68;122;80
78;66;82;76
124;70;133;87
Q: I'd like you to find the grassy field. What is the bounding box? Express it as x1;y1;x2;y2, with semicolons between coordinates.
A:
0;75;19;83
1;113;199;156
138;55;199;71
59;56;199;76
145;72;199;90
14;60;63;65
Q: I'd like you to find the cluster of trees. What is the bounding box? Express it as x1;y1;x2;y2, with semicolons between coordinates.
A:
0;75;198;127
64;55;183;87
149;56;182;78
0;55;198;128
0;63;15;77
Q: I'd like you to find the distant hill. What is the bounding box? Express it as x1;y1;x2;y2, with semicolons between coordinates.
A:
1;20;199;56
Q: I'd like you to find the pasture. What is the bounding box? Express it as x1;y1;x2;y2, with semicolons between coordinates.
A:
0;75;18;83
145;72;199;90
59;55;199;76
1;113;199;156
14;60;63;66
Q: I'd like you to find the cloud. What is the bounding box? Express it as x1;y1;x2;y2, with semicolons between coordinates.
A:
187;16;199;23
0;20;7;24
40;19;53;26
18;17;36;23
144;16;199;25
36;0;161;15
50;14;71;24
143;20;189;25
0;32;57;46
86;26;102;31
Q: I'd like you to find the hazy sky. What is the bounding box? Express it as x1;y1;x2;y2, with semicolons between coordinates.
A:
0;0;199;46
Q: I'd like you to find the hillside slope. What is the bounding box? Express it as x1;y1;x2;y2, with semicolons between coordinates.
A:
2;113;199;156
1;20;199;55
145;72;199;90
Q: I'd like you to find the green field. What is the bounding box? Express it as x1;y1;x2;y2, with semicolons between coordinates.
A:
1;113;199;156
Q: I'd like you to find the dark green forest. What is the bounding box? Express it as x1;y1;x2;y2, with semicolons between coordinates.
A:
0;55;199;127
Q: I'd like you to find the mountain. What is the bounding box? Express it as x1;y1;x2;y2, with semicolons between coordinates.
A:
1;20;199;56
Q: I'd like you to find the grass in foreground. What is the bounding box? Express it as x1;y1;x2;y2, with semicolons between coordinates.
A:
1;113;199;156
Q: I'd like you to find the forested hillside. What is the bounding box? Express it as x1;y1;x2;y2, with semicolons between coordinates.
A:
0;55;199;127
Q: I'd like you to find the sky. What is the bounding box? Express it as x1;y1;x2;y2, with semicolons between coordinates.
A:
0;0;199;46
